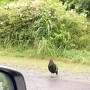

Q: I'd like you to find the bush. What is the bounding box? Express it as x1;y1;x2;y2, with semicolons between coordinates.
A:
60;0;90;17
0;0;89;51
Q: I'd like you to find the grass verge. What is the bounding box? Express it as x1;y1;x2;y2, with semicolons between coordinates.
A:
0;55;90;72
0;47;90;65
0;47;90;72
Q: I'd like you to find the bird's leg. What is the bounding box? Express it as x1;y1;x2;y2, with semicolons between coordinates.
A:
51;73;53;78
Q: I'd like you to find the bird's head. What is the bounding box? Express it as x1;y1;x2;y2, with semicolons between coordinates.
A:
49;59;54;64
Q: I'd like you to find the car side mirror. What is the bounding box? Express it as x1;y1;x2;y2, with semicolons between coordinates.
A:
0;67;26;90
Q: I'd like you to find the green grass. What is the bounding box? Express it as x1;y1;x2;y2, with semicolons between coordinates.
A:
0;55;90;72
0;47;90;65
61;49;90;64
0;47;90;72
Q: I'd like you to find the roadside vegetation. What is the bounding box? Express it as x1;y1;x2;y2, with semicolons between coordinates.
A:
0;73;9;90
0;0;90;64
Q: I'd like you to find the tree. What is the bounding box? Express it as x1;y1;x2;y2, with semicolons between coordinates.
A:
60;0;90;17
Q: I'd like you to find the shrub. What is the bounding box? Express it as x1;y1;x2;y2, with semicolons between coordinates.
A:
0;0;89;51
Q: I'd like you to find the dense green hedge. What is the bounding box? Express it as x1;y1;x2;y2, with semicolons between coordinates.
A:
60;0;90;17
0;0;90;51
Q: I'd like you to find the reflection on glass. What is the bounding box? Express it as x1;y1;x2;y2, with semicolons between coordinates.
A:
0;72;14;90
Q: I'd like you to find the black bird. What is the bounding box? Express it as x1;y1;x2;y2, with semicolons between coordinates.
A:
48;59;58;75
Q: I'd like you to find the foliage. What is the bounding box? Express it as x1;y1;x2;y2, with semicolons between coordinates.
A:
0;0;90;63
60;0;90;17
0;0;17;5
0;73;10;90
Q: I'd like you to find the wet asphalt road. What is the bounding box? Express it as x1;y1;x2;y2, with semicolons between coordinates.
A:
20;69;90;90
1;65;90;90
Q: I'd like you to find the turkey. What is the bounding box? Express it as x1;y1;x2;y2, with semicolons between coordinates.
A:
48;59;58;75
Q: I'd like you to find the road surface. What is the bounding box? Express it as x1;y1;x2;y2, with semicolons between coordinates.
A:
1;65;90;90
21;69;90;90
